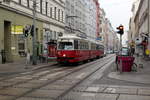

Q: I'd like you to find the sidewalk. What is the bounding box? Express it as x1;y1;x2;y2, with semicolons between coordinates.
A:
0;59;57;74
108;55;150;84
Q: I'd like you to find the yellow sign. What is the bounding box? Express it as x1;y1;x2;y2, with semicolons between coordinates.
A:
145;49;150;55
11;25;23;34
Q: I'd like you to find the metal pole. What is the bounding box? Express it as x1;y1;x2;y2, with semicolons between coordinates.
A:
32;0;37;65
148;0;149;35
120;34;122;51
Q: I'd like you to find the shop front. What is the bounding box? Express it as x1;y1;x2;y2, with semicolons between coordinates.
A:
0;8;43;63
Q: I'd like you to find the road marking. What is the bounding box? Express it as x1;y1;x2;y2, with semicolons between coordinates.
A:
104;88;116;93
15;76;32;80
34;71;50;76
76;73;86;79
82;93;96;97
42;71;65;79
39;78;48;81
86;87;100;92
21;72;32;75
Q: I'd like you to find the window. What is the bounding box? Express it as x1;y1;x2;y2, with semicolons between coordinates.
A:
19;0;21;4
58;9;60;21
22;0;29;7
40;0;42;13
27;0;29;7
50;7;53;18
54;7;57;19
54;31;56;40
74;40;78;49
58;42;73;50
62;11;64;22
46;2;48;15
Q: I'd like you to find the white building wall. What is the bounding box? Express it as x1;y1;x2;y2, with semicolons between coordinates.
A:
138;0;148;35
65;0;97;42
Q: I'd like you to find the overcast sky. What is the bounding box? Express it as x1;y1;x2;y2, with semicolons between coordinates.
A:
99;0;135;45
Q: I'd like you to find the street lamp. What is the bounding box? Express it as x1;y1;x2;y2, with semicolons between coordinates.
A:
32;0;37;65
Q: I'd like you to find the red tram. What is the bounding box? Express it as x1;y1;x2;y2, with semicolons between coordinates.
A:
57;35;104;63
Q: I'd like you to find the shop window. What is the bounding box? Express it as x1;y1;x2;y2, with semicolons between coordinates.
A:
18;43;25;57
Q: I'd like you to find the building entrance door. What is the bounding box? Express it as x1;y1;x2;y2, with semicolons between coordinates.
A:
4;21;12;62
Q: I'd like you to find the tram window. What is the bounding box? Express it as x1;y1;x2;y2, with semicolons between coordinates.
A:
58;42;73;50
74;40;78;49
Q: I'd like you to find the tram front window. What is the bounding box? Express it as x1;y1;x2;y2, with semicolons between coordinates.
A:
58;42;74;50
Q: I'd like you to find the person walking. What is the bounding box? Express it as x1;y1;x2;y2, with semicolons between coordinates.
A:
25;49;30;68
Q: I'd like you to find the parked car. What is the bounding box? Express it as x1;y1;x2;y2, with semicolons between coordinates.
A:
107;50;113;54
118;47;130;56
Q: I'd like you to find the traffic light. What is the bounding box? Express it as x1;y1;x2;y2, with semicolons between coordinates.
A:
24;27;29;37
116;25;124;35
30;25;34;37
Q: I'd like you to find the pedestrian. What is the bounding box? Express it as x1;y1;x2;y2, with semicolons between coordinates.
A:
131;47;135;56
25;49;30;68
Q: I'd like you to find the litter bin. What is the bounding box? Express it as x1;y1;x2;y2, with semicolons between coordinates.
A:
1;50;6;64
117;56;135;72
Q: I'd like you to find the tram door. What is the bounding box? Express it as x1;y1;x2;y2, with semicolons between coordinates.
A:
48;44;57;58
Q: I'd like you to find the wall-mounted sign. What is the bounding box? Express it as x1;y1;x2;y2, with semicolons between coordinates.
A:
11;25;23;34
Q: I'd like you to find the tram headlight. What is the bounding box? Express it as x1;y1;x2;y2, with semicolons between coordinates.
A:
63;54;66;57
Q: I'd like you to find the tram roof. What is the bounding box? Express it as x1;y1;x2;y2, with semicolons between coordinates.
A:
58;35;86;40
58;34;104;46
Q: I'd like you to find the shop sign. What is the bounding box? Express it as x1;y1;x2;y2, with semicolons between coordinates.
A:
11;25;23;34
145;49;150;55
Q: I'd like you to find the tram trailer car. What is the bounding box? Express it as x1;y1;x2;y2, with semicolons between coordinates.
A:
57;35;104;64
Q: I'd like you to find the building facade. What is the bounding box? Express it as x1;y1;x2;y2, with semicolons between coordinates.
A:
65;0;99;42
133;0;150;55
0;0;65;63
105;18;119;52
128;0;140;44
99;8;106;44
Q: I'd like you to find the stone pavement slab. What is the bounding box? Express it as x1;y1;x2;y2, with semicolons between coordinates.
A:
104;87;137;94
108;72;150;84
26;89;64;99
118;94;150;100
0;95;15;100
63;92;118;100
138;88;150;95
16;97;53;100
0;87;30;96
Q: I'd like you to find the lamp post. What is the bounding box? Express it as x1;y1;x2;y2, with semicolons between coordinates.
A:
32;0;37;65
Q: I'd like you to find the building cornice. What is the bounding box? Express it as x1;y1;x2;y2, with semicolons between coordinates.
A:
134;0;143;23
0;3;65;29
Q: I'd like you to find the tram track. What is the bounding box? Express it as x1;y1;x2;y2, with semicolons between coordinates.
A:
0;55;114;100
55;55;115;100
